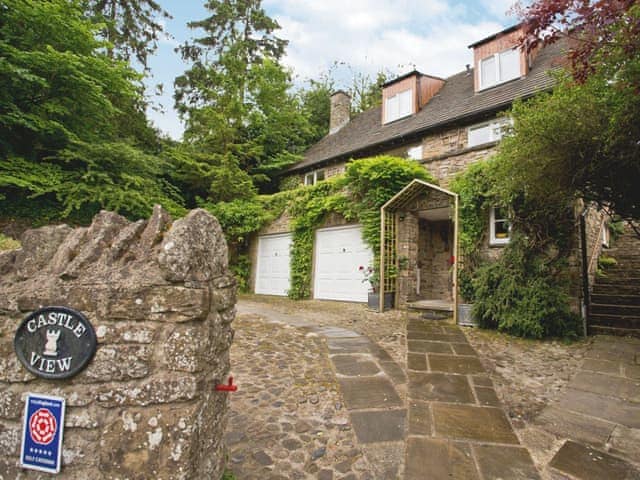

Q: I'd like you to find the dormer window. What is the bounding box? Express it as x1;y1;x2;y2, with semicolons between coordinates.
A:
479;48;520;90
384;89;412;123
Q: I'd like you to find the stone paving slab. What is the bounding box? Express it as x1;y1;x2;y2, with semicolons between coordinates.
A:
571;370;640;402
379;360;407;384
405;438;479;480
327;336;373;354
474;444;541;480
557;388;640;428
408;339;454;354
409;371;475;403
408;400;431;435
350;409;406;443
549;440;640;480
332;354;381;376
475;386;501;407
338;376;403;410
407;352;427;371
427;353;485;374
432;403;520;444
534;405;616;445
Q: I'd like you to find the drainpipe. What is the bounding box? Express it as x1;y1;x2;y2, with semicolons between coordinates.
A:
579;208;590;337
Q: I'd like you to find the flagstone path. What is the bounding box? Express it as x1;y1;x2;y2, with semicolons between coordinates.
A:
404;317;540;479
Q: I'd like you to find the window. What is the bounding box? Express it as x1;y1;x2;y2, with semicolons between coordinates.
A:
490;206;510;246
467;118;512;147
304;169;325;186
407;145;423;160
479;48;520;89
384;89;413;123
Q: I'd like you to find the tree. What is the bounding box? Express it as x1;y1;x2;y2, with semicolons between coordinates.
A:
173;0;314;196
0;0;183;223
519;0;639;83
510;2;640;231
84;0;171;69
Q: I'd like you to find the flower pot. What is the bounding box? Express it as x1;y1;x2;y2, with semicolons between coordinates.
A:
367;292;394;311
457;303;477;327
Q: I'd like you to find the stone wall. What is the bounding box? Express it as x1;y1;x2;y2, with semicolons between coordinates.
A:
0;207;236;479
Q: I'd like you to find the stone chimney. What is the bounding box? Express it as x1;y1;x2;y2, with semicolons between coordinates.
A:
329;90;351;134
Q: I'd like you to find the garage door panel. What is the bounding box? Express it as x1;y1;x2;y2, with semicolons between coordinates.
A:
256;233;292;296
314;225;373;302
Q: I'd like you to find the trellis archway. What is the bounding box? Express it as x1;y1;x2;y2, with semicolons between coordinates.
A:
379;179;459;322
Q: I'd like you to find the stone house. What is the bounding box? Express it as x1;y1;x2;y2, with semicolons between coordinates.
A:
249;25;606;320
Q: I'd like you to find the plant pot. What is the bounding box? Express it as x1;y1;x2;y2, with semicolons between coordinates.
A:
367;292;394;311
457;303;477;327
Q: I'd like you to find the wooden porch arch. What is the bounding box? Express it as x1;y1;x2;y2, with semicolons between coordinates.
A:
379;179;459;322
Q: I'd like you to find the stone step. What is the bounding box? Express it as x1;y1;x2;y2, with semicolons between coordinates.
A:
592;284;640;296
590;303;640;316
592;276;640;286
588;313;640;330
588;324;640;338
591;293;640;306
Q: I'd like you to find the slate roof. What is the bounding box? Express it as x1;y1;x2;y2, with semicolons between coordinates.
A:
290;40;567;173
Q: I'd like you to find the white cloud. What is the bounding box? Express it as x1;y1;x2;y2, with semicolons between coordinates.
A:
271;0;508;90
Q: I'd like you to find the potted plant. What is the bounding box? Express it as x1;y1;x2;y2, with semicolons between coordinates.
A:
359;265;394;310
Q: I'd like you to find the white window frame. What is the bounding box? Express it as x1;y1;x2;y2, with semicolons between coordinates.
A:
478;47;521;90
467;117;512;148
490;206;511;246
384;89;413;123
304;169;325;186
407;145;423;160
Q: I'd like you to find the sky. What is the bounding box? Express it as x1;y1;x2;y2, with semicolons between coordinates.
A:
146;0;520;140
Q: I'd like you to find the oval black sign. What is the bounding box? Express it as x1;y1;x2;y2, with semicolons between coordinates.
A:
14;306;97;380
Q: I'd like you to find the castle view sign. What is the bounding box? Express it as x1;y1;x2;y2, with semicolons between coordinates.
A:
14;306;97;379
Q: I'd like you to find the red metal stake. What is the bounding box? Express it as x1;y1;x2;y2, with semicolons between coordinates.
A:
215;376;238;392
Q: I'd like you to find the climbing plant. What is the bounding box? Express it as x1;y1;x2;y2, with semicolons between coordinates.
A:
205;155;431;296
450;154;581;338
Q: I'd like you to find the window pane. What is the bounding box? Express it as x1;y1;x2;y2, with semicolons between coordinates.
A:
493;207;507;221
494;220;510;239
481;55;496;88
407;145;422;160
315;170;325;182
304;173;314;185
398;90;412;118
385;95;398;122
468;124;492;147
499;49;520;82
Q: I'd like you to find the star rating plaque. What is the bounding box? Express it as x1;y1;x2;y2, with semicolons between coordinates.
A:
20;393;66;474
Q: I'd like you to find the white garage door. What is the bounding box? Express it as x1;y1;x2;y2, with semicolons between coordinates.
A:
314;225;373;302
255;233;292;296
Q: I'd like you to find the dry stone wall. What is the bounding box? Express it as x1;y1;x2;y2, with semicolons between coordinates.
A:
0;206;236;479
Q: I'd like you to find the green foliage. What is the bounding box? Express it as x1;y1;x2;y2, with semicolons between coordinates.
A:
0;0;180;223
451;140;580;338
85;0;171;68
344;155;434;263
471;236;580;338
0;233;20;251
450;159;501;267
208;156;428;299
498;5;640;228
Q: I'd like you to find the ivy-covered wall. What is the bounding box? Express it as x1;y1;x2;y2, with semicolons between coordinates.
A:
208;156;434;299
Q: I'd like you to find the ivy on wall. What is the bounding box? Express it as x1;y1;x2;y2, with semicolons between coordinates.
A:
205;155;433;298
450;157;580;338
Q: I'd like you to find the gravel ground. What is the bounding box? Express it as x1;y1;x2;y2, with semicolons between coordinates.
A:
228;296;591;478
